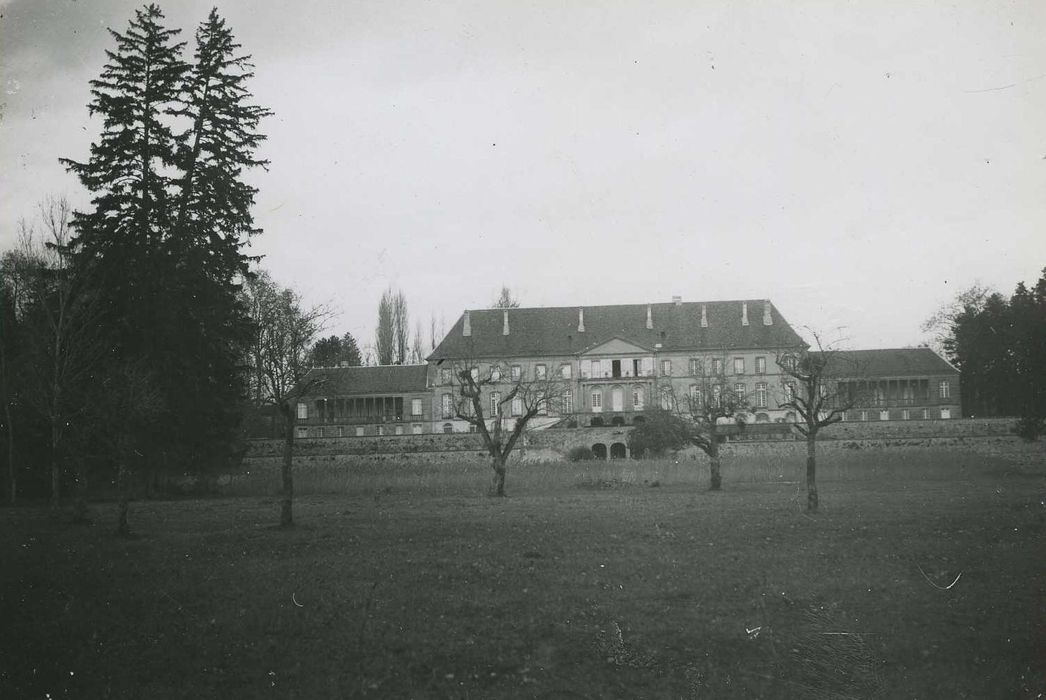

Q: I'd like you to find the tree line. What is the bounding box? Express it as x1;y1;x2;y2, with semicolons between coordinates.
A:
923;269;1046;437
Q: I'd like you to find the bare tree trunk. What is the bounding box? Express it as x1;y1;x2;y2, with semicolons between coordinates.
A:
806;434;818;513
71;456;89;523
3;401;14;506
115;462;131;537
489;453;507;497
49;421;60;513
280;410;294;527
708;435;722;491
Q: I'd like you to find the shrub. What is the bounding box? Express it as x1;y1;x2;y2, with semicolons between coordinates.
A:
567;445;596;462
1014;415;1044;441
628;409;689;459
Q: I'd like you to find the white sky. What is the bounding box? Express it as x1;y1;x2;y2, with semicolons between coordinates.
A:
2;0;1044;353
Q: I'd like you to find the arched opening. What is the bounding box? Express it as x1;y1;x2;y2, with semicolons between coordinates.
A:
785;411;796;423
442;423;454;434
610;442;627;460
590;416;605;427
632;415;646;425
591;443;608;460
755;412;769;423
611;386;624;412
611;416;625;427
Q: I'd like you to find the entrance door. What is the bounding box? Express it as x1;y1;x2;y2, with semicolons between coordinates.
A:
611;386;624;412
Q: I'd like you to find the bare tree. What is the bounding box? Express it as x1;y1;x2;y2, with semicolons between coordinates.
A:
375;288;395;365
0;223;43;505
411;319;424;364
243;270;328;526
921;283;994;356
776;332;863;512
678;364;750;491
392;289;409;364
19;197;105;517
491;285;520;309
452;360;567;496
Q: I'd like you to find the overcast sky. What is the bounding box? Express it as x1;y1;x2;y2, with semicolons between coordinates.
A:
2;0;1044;354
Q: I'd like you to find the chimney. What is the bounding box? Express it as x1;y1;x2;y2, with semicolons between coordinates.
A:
700;304;708;328
577;307;585;332
741;302;749;326
645;305;653;329
463;310;471;336
763;300;773;326
502;309;510;335
672;295;682;306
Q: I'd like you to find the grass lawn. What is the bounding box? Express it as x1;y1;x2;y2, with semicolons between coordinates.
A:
1;448;1044;698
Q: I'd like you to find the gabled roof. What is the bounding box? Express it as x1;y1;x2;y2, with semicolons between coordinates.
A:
301;365;428;396
815;348;958;378
428;300;804;360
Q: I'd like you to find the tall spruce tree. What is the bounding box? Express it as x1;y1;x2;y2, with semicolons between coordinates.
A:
61;5;270;476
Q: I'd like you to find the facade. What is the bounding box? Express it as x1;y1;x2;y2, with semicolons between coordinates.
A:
821;348;961;421
289;304;962;439
293;365;431;437
426;298;807;432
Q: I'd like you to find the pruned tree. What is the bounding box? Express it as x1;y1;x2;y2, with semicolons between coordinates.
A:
452;360;567;496
777;333;863;512
492;285;520;309
679;369;750;491
627;408;689;459
243;270;328;526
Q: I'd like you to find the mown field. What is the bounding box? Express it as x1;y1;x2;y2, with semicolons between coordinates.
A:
1;448;1044;699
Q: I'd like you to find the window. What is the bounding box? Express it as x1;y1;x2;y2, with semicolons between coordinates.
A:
689;384;701;406
355;426;365;437
442;423;453;434
755;357;766;374
337;426;344;437
511;365;522;381
317;427;324;438
880;410;890;421
632;386;644;410
490;366;502;381
591;359;602;377
661;359;672;376
535;364;547;380
412;423;423;434
756;382;768;408
411;398;423;417
783;382;795;404
873;386;885;406
591;390;602;412
859;410;868;422
660;389;673;410
734;383;746;401
689;358;702;375
711;358;723;375
296;427;308;438
296;402;308;420
490;391;500;416
902;409;910;421
641;357;654;376
440;368;450;385
560;363;572;379
940;408;951;419
563;389;573;415
939;380;951;399
441;393;453;419
376;426;384;436
394;425;404;435
921;408;928;420
511;397;523;416
734;358;745;375
712;385;722;408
